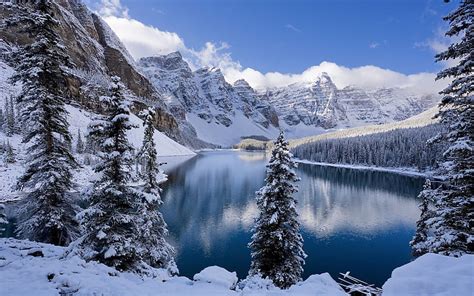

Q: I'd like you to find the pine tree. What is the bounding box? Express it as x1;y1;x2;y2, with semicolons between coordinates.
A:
422;0;474;256
0;108;4;132
9;0;78;246
0;203;6;232
5;140;15;164
410;180;435;256
8;96;15;134
249;131;306;289
136;108;175;270
78;76;146;272
4;99;13;136
76;128;84;154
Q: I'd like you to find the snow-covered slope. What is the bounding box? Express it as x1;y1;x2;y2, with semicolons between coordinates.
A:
139;53;280;146
0;238;347;296
382;253;474;296
289;105;440;148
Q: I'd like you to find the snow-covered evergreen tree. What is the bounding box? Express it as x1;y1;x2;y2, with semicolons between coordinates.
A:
4;140;15;164
136;108;175;270
4;99;13;136
249;131;306;289
76;128;84;154
0;203;6;232
78;76;146;272
8;96;16;134
410;179;435;256
0;108;4;133
9;0;78;246
420;0;474;256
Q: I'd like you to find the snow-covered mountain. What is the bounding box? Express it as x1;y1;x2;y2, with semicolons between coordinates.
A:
139;53;440;146
139;53;280;146
261;72;439;129
0;0;440;148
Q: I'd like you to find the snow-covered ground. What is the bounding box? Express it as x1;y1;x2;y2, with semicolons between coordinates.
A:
294;158;433;178
0;238;347;296
186;112;280;147
0;238;472;296
382;253;474;296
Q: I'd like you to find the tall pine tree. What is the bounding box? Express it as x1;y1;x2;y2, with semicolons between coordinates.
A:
76;128;84;154
4;99;13;136
5;140;15;164
414;0;474;257
0;203;6;233
410;180;435;256
136;108;175;271
78;76;145;272
9;0;78;246
249;131;306;289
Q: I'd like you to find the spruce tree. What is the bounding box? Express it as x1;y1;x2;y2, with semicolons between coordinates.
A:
5;140;15;164
0;203;6;232
420;0;474;256
410;179;435;256
0;108;4;132
76;128;84;154
78;76;145;272
8;96;15;134
249;131;306;289
137;108;175;270
9;0;78;246
4;99;12;136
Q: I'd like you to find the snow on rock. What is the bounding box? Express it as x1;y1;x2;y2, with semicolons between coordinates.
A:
382;253;474;296
193;266;238;289
0;238;347;296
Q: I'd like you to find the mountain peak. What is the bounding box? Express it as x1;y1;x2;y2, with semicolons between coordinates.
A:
313;72;336;89
138;51;190;72
233;79;252;89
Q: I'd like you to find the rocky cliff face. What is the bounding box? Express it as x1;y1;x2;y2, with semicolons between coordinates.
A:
0;0;208;148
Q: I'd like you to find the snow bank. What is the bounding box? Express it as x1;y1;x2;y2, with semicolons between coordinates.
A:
0;238;346;296
382;253;474;296
193;266;238;289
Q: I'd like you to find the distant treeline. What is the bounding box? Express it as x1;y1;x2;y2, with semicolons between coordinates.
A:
291;124;447;171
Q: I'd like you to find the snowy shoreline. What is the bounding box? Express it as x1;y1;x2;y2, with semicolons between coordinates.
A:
1;238;472;296
293;158;432;178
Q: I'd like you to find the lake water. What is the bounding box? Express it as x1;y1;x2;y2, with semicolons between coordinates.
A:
160;150;425;287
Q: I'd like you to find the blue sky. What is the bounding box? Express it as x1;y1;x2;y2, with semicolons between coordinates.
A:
86;0;457;92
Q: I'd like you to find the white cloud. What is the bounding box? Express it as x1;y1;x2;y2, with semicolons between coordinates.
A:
285;24;301;33
103;16;186;58
93;0;445;95
415;27;460;68
98;0;129;18
369;42;379;49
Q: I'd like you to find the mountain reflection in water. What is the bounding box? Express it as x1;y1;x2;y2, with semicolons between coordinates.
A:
159;151;424;287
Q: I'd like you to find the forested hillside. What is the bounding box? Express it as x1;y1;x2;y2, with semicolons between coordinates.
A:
291;124;447;171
